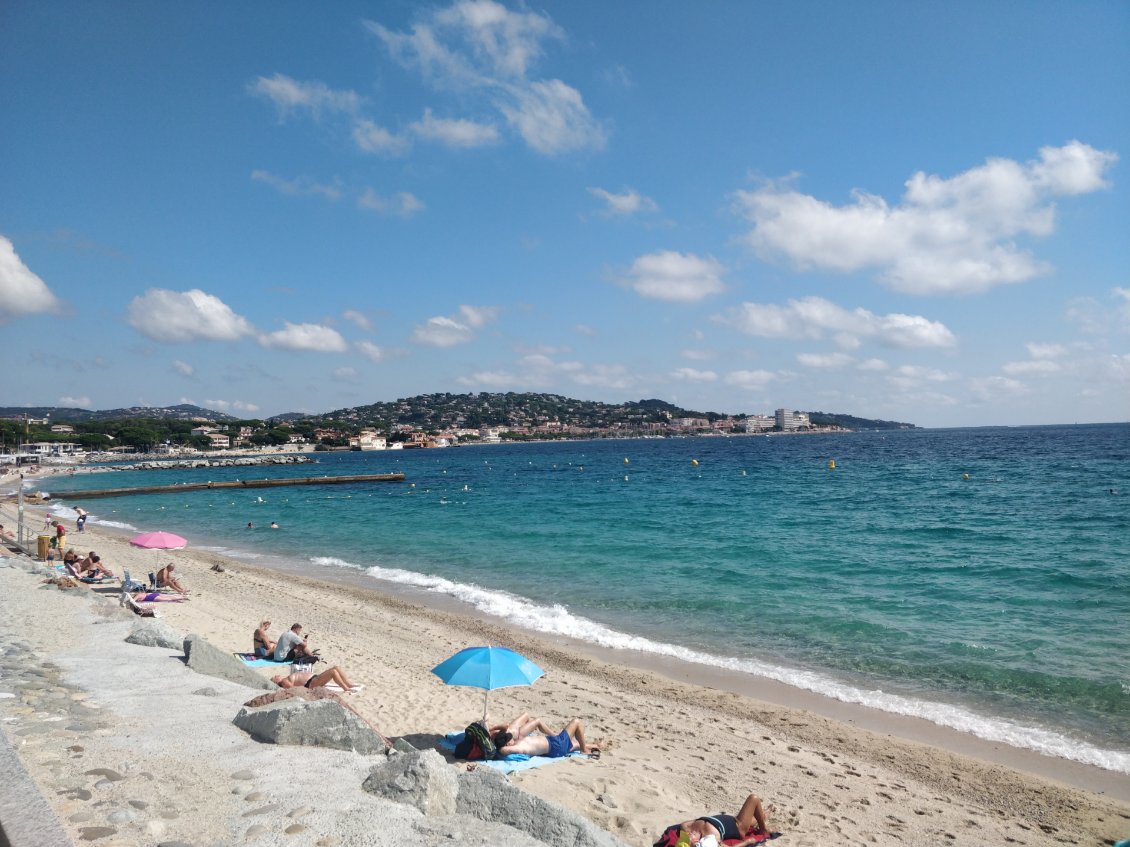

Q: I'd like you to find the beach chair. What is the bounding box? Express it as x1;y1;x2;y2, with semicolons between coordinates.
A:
122;570;147;592
120;592;159;617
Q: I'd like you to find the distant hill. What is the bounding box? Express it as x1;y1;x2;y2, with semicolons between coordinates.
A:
0;404;238;423
300;392;915;432
807;411;916;430
1;396;916;431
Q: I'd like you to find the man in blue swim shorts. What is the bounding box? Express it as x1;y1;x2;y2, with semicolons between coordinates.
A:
672;793;771;846
490;715;608;759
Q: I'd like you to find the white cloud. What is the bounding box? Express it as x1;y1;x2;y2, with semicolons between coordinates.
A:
724;369;776;389
258;322;348;352
588;186;658;216
682;349;714;361
734;141;1118;295
496;79;606;155
412;315;475;347
369;1;561;82
205;399;261;413
1115;287;1130;331
434;0;561;78
622;251;726;303
171;360;194;377
332;367;358;381
358;188;425;217
248;74;361;118
352;120;410;155
368;4;602;156
716;296;955;349
458;353;632;391
0;235;61;320
857;358;889;372
356;340;388;361
969;376;1030;402
1002;359;1062;376
797;352;854;369
412;304;497;346
670;367;718;382
1026;342;1067;359
251;170;342;201
888;365;958;391
127;289;255;342
410;108;499;147
458;304;498;327
575;324;596;336
343;310;373;331
59;395;91;407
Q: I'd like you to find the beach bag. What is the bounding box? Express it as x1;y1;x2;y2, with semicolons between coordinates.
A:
454;721;496;760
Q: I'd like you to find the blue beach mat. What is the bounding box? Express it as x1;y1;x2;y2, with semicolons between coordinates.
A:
234;653;291;667
439;732;584;775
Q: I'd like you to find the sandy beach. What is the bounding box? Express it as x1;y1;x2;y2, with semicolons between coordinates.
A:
1;480;1128;846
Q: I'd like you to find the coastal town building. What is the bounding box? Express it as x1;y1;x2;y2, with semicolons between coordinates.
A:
775;409;811;431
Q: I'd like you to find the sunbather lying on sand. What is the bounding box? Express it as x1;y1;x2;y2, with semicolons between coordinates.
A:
490;714;607;758
669;793;772;847
131;591;188;603
271;666;360;692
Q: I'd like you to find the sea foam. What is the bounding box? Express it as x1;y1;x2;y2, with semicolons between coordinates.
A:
305;555;1130;776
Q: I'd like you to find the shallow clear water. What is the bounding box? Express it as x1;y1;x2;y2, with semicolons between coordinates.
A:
39;424;1130;772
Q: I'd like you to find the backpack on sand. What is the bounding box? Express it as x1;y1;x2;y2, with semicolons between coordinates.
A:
453;721;497;760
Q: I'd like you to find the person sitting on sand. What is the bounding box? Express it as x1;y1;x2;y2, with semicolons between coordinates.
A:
253;620;276;658
62;548;79;568
155;564;188;594
668;794;772;847
273;623;316;662
76;553;114;580
0;524;14;540
490;715;607;759
271;666;359;692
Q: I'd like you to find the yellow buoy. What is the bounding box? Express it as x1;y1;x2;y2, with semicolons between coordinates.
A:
828;459;836;470
691;459;699;466
963;473;970;481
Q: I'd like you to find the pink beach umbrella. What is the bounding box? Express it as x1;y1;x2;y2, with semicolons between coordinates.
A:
129;531;188;584
129;531;187;550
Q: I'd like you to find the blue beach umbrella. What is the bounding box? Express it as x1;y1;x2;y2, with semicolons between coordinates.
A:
431;646;545;721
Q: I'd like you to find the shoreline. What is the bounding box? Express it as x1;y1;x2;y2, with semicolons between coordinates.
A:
5;469;1130;793
2;496;1128;846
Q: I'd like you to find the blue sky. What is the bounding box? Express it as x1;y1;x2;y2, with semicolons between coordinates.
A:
1;1;1127;427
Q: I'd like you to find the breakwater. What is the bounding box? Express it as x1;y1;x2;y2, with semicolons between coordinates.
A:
100;455;315;472
58;473;406;499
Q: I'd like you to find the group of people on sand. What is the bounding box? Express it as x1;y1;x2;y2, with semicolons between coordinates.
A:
253;620;362;694
62;549;115;580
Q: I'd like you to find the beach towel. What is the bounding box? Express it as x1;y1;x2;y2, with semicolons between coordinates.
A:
653;824;780;847
234;653;291;667
439;732;584;775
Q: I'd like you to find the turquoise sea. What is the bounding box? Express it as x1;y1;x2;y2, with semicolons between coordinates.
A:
33;424;1130;773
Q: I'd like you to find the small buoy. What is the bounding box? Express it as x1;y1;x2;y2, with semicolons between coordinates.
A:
691;459;699;466
963;473;970;481
624;457;629;465
624;475;629;481
828;459;836;470
742;470;747;476
410;483;415;488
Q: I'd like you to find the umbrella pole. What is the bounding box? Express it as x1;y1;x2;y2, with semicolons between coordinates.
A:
482;689;489;723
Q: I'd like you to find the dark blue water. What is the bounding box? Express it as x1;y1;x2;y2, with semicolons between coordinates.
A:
39;424;1130;772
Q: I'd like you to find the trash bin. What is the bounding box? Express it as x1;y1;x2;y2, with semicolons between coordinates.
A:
37;535;51;561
